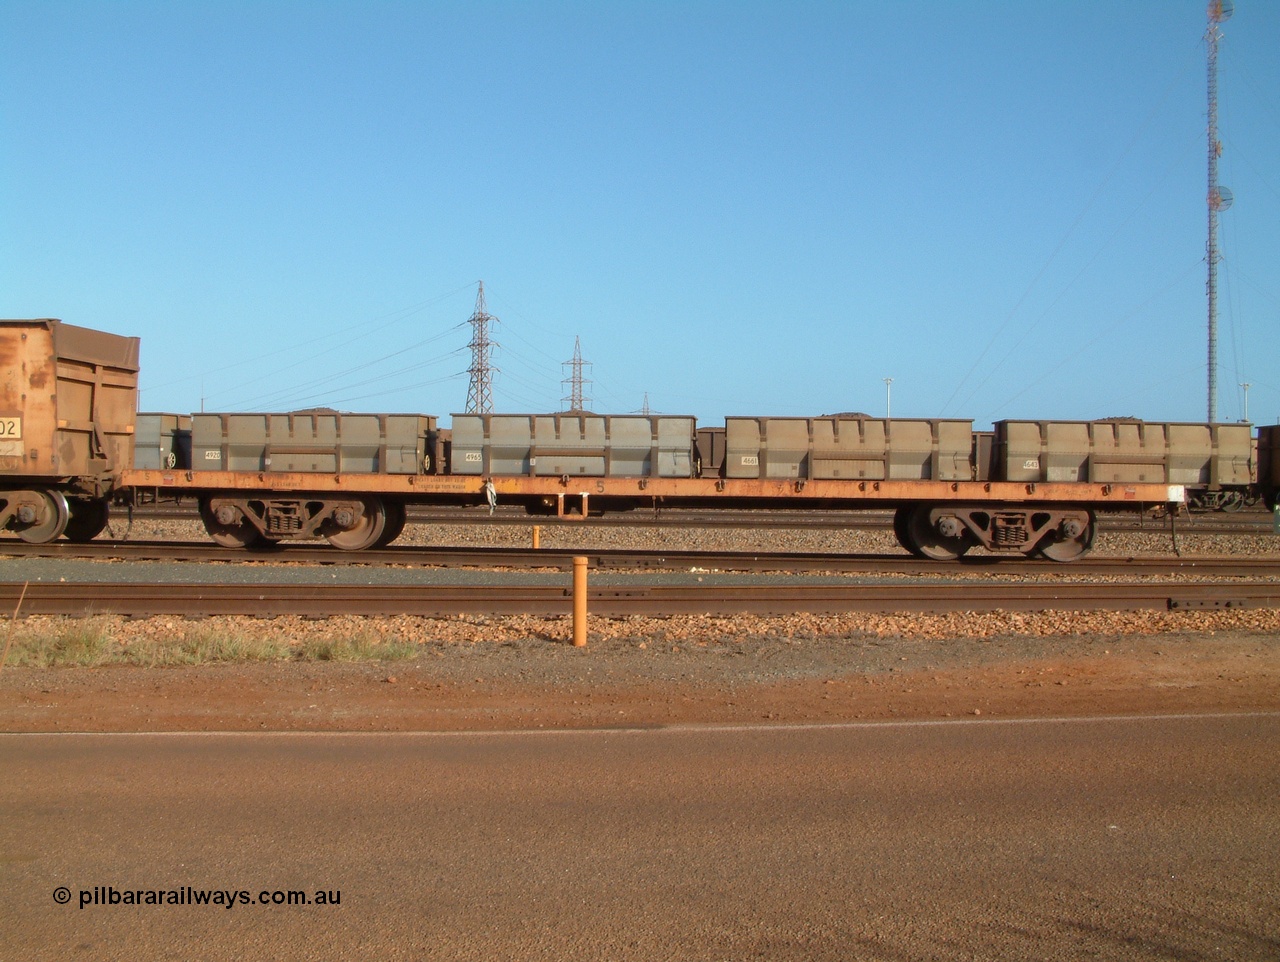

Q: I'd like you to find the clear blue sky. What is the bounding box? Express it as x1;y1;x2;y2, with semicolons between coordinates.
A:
3;1;1277;430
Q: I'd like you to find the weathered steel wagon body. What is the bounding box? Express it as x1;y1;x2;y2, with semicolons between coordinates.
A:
0;319;139;542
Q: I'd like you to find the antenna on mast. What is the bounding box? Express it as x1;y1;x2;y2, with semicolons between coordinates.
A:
1205;0;1234;422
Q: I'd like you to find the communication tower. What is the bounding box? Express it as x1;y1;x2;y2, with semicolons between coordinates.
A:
561;336;592;413
464;281;498;414
1205;0;1234;422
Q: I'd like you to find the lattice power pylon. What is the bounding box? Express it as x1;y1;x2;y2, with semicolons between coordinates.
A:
561;336;592;413
464;281;499;414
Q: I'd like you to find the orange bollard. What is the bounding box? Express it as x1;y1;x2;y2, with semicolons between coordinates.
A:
572;555;588;647
532;525;541;549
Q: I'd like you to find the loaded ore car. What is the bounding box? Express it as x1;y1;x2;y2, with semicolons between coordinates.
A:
0;319;139;542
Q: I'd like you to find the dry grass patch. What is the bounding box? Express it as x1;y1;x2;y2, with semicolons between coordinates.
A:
0;617;420;667
2;617;117;668
296;632;419;662
124;626;291;667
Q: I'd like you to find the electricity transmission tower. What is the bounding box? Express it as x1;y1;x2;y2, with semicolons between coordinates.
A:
561;336;592;413
464;281;498;414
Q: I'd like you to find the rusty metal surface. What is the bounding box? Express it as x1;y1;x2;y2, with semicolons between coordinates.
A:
0;319;139;485
1;578;1276;617
119;468;1185;510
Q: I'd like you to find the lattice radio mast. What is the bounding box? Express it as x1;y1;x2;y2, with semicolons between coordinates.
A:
465;281;498;414
561;336;592;413
1205;0;1234;422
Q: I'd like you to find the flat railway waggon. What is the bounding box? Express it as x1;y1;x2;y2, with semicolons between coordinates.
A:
4;319;1276;561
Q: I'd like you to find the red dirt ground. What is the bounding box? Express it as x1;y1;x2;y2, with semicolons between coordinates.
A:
1;629;1275;732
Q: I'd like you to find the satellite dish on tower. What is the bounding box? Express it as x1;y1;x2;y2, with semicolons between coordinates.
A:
1211;185;1234;211
1209;0;1234;23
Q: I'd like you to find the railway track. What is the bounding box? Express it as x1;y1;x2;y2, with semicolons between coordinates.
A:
118;503;1275;535
3;538;1279;577
1;578;1276;618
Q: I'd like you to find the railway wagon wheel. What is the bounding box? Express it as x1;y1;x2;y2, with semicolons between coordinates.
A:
1036;511;1096;563
373;501;407;548
199;497;262;549
63;499;110;542
893;507;924;557
905;504;973;561
325;498;388;551
15;490;70;544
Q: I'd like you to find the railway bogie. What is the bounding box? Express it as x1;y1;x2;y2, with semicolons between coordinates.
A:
891;503;1097;562
197;494;397;550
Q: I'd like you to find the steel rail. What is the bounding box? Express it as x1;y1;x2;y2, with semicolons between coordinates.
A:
117;503;1272;534
1;579;1276;618
3;538;1278;577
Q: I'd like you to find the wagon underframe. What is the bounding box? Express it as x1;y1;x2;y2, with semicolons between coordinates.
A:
120;469;1184;561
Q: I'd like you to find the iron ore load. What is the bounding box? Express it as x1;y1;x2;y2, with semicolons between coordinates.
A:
3;319;1276;561
450;413;697;478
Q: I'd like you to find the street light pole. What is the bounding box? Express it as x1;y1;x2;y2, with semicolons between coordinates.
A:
883;378;893;420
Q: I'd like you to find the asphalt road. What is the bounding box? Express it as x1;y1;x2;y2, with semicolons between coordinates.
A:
3;714;1278;961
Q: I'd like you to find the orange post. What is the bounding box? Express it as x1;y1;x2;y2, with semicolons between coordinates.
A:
532;525;541;549
572;555;588;647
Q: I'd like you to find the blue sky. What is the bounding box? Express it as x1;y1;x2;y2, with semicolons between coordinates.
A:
3;1;1277;429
